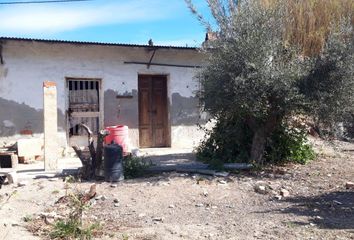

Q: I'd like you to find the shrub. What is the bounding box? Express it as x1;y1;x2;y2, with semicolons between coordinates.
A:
196;118;316;167
196;116;252;169
49;191;100;240
265;125;316;164
123;155;151;179
50;219;99;240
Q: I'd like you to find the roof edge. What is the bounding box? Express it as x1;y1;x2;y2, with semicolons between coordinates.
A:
0;37;199;50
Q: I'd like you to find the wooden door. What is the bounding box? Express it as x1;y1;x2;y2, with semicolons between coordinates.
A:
138;75;169;147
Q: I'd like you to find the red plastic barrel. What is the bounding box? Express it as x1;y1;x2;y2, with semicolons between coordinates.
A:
105;125;129;154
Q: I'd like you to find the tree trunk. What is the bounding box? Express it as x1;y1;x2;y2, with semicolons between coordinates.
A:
249;112;279;165
250;128;267;165
95;129;109;176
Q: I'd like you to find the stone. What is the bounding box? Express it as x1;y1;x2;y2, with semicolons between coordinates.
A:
152;217;163;222
274;195;282;200
17;181;28;187
345;182;354;189
95;195;103;200
17;138;42;159
254;185;267;194
95;195;107;201
11;221;19;227
280;189;290;197
113;198;119;203
203;191;208;197
218;180;227;185
195;203;204;207
40;211;57;218
138;213;146;218
168;204;175;208
5;171;17;184
268;183;280;190
114;203;120;207
110;184;118;188
44;217;55;225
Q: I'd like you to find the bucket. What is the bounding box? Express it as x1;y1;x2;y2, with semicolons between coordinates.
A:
104;144;124;182
105;125;129;154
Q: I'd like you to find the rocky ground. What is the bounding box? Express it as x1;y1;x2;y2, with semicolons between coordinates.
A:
0;139;353;240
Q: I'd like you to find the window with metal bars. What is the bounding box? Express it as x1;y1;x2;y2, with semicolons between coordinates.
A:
67;79;100;136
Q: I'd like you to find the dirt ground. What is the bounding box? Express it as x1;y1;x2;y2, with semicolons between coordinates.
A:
0;139;353;240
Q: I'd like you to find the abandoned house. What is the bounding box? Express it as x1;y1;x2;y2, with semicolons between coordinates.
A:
0;37;207;156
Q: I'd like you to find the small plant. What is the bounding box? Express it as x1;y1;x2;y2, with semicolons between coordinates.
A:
23;214;33;222
52;190;60;195
49;190;99;239
64;175;76;183
266;125;316;164
50;220;100;240
122;233;129;240
123;155;151;179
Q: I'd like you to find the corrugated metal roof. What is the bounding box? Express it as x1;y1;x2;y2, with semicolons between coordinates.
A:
0;37;199;50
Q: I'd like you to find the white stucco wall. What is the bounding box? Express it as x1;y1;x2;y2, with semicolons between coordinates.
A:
0;39;206;151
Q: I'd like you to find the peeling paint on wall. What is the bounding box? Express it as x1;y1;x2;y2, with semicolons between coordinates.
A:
0;97;65;137
171;92;206;126
104;89;139;128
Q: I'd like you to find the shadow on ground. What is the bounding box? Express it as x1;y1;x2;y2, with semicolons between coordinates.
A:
280;191;354;230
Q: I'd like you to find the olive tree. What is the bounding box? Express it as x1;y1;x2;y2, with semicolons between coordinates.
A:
187;0;354;164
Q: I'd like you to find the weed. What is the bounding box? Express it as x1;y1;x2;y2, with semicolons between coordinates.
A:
52;190;60;194
123;155;152;179
23;215;33;222
122;233;129;240
50;219;99;239
49;190;99;239
108;233;115;238
64;175;76;183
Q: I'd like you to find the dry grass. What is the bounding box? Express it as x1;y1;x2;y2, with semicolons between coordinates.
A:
284;0;353;56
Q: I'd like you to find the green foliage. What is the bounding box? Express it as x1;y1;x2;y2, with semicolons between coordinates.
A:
50;191;99;240
196;116;252;169
188;0;353;165
64;175;77;183
197;118;316;167
50;219;99;240
299;26;354;128
123;155;151;179
52;190;60;195
23;215;33;223
266;126;316;164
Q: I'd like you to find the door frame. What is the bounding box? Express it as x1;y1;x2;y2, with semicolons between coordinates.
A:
65;77;104;146
138;74;171;148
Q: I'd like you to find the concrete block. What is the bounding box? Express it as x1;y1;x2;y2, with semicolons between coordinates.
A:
0;153;18;168
5;171;17;184
17;138;42;157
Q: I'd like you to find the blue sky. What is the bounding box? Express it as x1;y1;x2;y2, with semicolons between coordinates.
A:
0;0;213;47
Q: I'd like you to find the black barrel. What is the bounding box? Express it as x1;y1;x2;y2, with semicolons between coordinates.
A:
104;144;124;182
